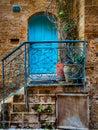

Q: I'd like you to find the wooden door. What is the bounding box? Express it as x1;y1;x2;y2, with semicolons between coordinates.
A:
28;14;58;74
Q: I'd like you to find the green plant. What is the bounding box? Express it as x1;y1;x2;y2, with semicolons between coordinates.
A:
24;126;32;128
58;0;78;39
74;55;85;64
37;104;43;113
22;112;25;118
45;121;52;129
40;120;52;129
66;55;85;64
46;122;51;126
46;0;78;40
44;106;52;113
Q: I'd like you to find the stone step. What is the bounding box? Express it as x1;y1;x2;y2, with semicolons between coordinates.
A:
13;94;25;103
9;113;55;129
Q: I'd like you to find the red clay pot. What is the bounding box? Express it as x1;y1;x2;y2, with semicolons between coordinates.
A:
56;62;65;79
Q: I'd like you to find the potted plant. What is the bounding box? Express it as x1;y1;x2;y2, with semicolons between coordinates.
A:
63;54;85;83
74;55;85;64
74;55;85;83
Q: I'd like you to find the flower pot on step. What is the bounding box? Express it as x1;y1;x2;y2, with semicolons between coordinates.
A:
64;64;78;83
56;62;65;81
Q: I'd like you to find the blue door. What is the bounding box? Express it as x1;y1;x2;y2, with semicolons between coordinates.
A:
28;14;58;74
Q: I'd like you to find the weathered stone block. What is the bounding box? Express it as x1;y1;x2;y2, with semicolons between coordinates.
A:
95;44;98;51
13;95;25;103
29;104;38;113
28;95;39;103
51;96;55;102
11;114;22;122
85;6;98;15
94;123;98;129
40;114;55;121
39;96;51;103
92;83;98;89
13;104;28;112
92;0;98;5
23;123;39;129
86;68;94;76
85;16;98;25
85;25;98;33
5;103;12;112
10;122;22;128
85;0;92;6
28;87;38;94
24;114;38;123
39;89;51;94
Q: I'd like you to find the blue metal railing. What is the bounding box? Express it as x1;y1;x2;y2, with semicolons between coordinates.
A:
1;40;86;128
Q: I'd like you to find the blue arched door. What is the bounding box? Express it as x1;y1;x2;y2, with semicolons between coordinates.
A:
28;14;58;74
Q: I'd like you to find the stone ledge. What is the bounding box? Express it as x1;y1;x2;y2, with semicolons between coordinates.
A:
13;104;28;112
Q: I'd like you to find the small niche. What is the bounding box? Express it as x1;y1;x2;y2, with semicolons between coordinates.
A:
10;39;19;45
12;6;21;12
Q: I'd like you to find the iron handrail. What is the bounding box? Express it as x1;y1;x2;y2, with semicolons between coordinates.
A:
1;42;26;61
1;40;86;61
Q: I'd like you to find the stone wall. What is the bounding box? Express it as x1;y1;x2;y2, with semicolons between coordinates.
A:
85;0;98;129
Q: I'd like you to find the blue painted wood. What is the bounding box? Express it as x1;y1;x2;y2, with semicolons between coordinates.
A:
28;14;58;74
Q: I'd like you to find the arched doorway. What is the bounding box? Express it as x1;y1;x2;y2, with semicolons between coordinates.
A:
28;14;58;74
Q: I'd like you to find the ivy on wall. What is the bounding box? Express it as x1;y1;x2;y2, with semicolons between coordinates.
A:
46;0;78;40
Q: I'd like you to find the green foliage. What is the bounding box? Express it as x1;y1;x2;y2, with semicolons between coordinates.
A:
45;122;52;129
46;122;52;127
44;106;52;113
57;0;78;39
59;10;65;16
37;104;43;113
68;55;85;64
74;55;85;63
22;112;25;119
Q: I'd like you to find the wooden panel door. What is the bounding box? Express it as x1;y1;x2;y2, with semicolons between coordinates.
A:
28;14;58;74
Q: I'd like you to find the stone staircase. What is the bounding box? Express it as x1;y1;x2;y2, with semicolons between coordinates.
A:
0;86;58;129
0;85;91;129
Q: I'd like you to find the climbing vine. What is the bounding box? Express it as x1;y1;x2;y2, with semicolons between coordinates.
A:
46;0;78;40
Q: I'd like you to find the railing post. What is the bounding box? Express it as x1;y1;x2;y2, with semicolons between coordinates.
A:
83;41;86;92
24;43;28;108
2;60;5;128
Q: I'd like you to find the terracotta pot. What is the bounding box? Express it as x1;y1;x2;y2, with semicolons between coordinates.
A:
64;64;78;83
56;62;65;80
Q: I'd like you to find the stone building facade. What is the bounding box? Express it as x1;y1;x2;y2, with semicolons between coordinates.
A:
0;0;98;129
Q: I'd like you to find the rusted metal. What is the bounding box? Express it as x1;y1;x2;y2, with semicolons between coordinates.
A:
56;93;89;129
